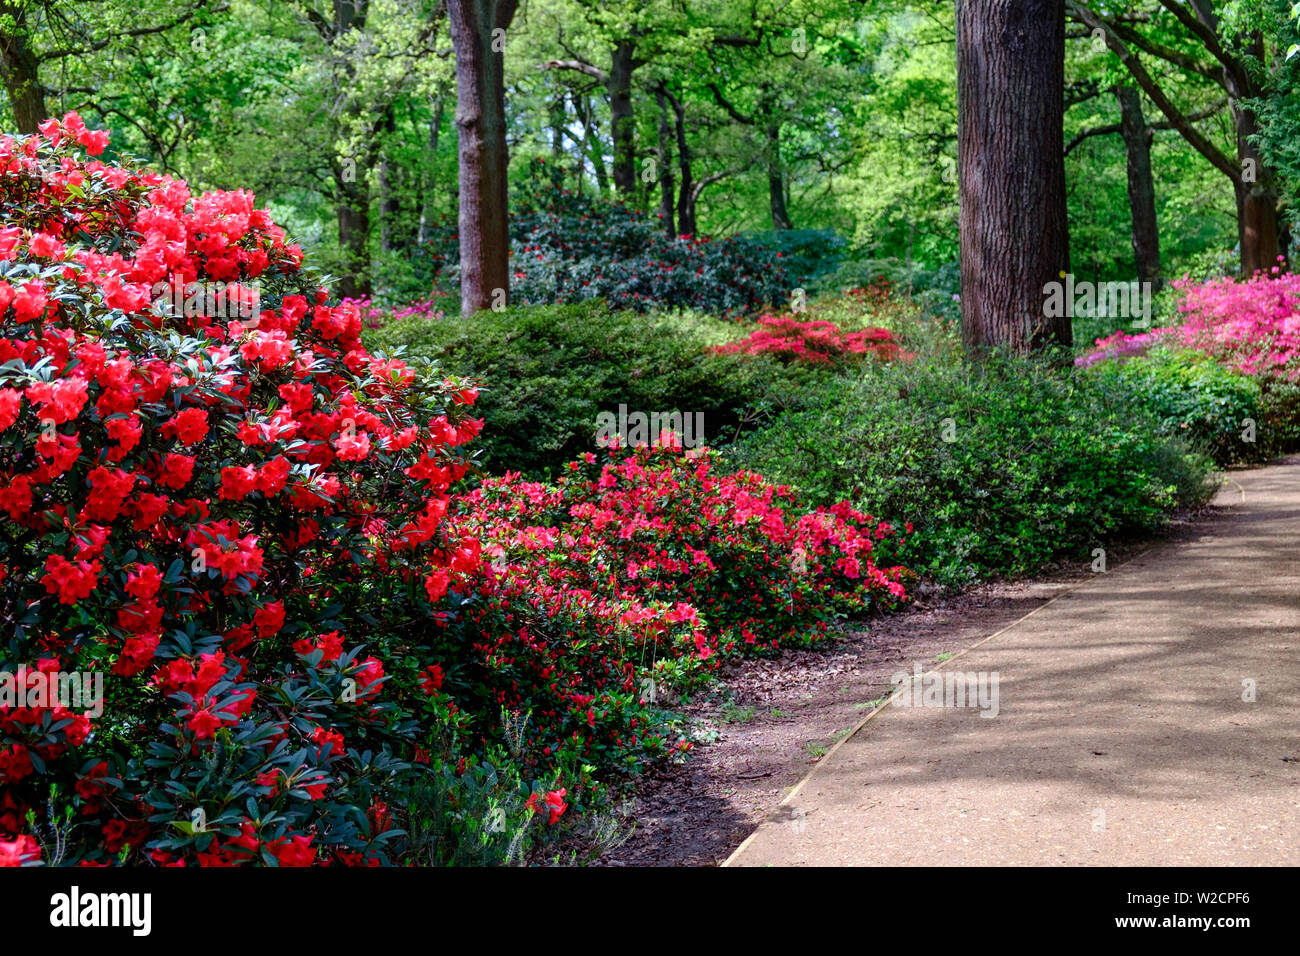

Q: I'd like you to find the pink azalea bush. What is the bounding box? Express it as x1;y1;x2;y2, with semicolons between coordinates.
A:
1076;266;1300;380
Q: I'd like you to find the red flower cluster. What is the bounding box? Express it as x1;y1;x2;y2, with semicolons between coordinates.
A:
446;439;911;774
0;114;483;866
714;315;911;366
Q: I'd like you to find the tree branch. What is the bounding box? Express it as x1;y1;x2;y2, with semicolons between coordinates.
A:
1066;1;1239;181
1064;96;1227;155
38;2;219;63
541;59;608;83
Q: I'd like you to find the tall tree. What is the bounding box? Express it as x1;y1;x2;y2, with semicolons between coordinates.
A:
1069;0;1286;276
447;0;519;316
0;0;209;135
957;0;1071;353
1114;83;1162;286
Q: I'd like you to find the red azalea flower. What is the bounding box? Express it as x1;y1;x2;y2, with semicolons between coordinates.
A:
186;709;223;740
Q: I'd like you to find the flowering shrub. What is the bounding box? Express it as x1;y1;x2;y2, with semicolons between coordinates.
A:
1169;269;1300;380
417;160;792;318
366;301;835;478
345;295;451;333
444;439;911;774
731;351;1216;584
1075;270;1300;379
0;114;503;866
1074;328;1167;369
1076;271;1300;458
713;314;910;365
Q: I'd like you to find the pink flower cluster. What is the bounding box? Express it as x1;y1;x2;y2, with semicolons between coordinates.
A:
1076;267;1300;380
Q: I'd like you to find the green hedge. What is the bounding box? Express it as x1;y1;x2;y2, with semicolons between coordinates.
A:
365;302;828;477
1085;346;1268;466
726;351;1217;585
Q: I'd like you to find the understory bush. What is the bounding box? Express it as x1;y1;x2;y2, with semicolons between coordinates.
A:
1076;270;1300;456
728;351;1217;585
0;114;574;867
443;440;911;775
1086;346;1268;465
365;301;832;477
417;160;791;317
713;314;910;366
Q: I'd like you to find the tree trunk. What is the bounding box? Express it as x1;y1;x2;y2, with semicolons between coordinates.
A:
1232;101;1281;277
956;0;1070;354
579;93;608;195
418;92;444;245
608;39;636;198
1114;84;1160;287
669;91;695;236
0;3;45;135
335;167;372;301
447;0;519;317
655;90;675;236
549;87;566;161
378;107;398;254
766;122;792;230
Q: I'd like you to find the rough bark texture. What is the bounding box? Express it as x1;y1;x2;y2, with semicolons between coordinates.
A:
1231;99;1280;276
448;0;519;316
335;171;372;301
579;93;608;195
417;92;444;245
609;39;636;198
0;2;45;135
1114;84;1160;286
957;0;1071;354
378;107;399;254
549;89;565;160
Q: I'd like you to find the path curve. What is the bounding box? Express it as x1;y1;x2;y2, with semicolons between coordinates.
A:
725;458;1300;866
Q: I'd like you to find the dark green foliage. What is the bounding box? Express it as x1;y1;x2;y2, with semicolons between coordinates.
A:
727;351;1217;585
366;301;828;477
416;161;793;317
1086;347;1268;465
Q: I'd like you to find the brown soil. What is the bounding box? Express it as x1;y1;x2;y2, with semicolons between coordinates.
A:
565;514;1214;867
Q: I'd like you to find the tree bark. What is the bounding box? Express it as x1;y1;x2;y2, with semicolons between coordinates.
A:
1069;2;1283;277
665;88;695;236
579;93;608;195
549;87;566;161
609;39;636;198
1114;84;1160;286
335;168;372;301
0;2;46;134
418;92;444;246
957;0;1071;354
766;122;792;231
447;0;519;316
378;106;399;254
655;90;675;236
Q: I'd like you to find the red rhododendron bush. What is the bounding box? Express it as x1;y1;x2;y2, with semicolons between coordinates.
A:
447;439;911;775
713;314;911;366
0;115;915;867
0;115;490;866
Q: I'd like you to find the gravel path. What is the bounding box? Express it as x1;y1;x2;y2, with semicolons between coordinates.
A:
725;458;1300;866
